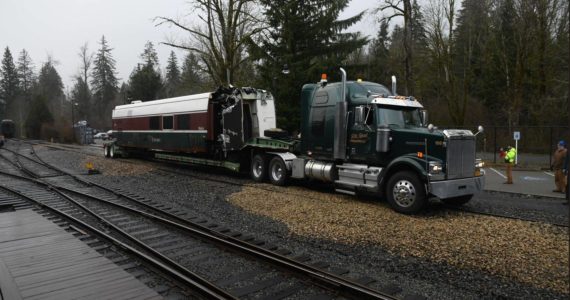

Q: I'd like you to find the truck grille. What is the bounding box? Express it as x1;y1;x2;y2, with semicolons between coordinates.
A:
446;137;475;179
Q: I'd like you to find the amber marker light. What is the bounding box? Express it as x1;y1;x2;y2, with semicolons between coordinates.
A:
417;152;424;158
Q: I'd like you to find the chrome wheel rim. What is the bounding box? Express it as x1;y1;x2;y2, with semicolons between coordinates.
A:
252;159;263;178
270;162;284;182
110;145;115;158
392;179;416;207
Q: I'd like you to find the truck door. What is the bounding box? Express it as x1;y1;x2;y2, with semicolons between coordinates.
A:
349;105;376;162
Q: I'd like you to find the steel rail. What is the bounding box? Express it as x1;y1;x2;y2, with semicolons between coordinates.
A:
0;172;236;300
10;141;400;300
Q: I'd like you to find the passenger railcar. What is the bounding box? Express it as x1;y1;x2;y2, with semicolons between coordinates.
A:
110;87;276;158
1;119;15;139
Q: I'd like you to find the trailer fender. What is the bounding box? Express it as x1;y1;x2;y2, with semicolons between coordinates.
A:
266;152;297;171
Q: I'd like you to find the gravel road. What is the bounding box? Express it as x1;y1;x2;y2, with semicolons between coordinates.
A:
34;143;569;299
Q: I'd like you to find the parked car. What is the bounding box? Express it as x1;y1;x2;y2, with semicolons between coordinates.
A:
94;132;109;140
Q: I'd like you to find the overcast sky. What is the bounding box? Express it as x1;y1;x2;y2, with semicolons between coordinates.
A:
0;0;381;91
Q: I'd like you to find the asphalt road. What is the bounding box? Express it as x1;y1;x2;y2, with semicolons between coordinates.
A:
484;167;567;199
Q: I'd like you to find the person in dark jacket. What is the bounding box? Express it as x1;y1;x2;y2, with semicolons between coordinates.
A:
552;140;567;193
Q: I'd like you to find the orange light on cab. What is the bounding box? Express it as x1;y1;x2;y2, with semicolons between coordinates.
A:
321;73;327;81
417;152;424;158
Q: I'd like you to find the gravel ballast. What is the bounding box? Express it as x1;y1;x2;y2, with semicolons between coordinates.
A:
33;144;570;299
228;184;569;293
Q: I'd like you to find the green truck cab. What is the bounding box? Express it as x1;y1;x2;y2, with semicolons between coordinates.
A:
276;69;485;213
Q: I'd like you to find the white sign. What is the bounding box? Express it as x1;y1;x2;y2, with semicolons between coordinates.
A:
513;131;521;140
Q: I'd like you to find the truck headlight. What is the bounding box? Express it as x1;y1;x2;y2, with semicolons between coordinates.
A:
429;161;443;174
475;159;484;176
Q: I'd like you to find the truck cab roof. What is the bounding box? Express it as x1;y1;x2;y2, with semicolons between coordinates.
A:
302;80;423;108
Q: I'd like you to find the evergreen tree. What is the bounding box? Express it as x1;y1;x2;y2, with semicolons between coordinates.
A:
251;0;368;131
16;49;35;136
91;35;119;125
128;42;162;101
141;41;159;69
36;58;64;118
368;20;392;84
179;52;207;95
25;94;54;139
0;47;20;119
17;49;35;100
70;76;90;121
164;51;181;97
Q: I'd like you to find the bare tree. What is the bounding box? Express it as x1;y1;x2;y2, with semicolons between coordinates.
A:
79;43;93;89
156;0;263;86
377;0;414;95
424;0;466;125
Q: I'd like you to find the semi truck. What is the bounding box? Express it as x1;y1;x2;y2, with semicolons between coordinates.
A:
104;69;484;214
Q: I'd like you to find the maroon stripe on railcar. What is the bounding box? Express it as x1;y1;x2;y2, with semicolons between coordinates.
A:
113;117;149;131
113;112;208;131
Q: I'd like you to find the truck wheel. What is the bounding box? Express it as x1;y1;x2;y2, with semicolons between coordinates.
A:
104;145;110;158
268;156;288;186
386;171;427;214
109;144;119;159
441;195;473;206
251;154;267;182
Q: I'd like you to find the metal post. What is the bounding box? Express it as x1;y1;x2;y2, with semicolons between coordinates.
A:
515;138;518;165
493;126;499;164
564;148;570;204
549;127;553;168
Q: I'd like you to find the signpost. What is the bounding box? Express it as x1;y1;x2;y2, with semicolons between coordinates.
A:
513;131;520;165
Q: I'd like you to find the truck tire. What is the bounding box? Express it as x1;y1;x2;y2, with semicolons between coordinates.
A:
104;145;110;158
109;144;119;159
441;195;473;206
268;156;288;186
251;154;267;182
386;171;427;214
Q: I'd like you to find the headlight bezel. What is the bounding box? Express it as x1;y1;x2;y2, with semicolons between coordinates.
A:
428;160;443;174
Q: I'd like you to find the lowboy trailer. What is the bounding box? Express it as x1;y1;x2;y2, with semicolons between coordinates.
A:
105;69;484;214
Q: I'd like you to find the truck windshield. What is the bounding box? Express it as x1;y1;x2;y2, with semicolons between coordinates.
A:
377;107;422;128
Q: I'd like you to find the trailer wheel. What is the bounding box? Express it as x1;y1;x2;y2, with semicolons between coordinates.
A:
441;195;472;206
268;156;288;186
386;171;427;214
251;154;267;182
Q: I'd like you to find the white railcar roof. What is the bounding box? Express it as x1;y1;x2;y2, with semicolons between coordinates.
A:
112;92;211;118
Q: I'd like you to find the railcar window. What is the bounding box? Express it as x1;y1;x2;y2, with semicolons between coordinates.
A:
177;114;190;130
149;116;160;130
163;116;174;130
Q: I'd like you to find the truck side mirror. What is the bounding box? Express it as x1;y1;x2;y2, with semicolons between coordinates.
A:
354;106;365;126
420;110;428;126
475;125;484;136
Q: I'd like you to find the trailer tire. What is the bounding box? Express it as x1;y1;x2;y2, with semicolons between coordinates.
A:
251;154;267;182
104;145;110;158
386;171;427;214
268;156;288;186
441;195;472;206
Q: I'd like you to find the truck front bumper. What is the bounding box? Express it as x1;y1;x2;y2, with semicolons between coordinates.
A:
429;176;485;199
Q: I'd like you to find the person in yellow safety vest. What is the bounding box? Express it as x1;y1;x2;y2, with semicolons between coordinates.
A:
504;146;517;184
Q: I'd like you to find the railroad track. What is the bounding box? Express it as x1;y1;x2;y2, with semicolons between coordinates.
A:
16;140;570;229
0;140;405;299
